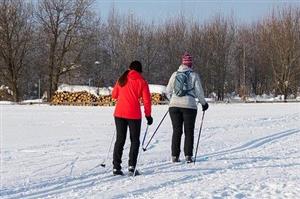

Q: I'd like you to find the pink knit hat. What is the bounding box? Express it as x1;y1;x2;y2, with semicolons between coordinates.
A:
182;52;192;67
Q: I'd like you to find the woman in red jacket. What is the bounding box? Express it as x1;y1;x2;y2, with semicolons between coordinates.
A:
111;61;153;176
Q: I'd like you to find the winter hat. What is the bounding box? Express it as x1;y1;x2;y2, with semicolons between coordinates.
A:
182;52;192;67
129;60;143;73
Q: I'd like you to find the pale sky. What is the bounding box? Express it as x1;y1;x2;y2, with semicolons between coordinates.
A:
93;0;300;24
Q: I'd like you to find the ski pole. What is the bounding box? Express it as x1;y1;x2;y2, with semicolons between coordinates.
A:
141;125;149;147
133;125;149;177
194;111;205;165
101;130;116;167
142;110;169;151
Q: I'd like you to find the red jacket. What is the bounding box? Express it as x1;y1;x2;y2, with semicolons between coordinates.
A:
112;70;152;119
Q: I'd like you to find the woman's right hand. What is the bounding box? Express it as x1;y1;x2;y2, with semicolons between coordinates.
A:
202;103;209;111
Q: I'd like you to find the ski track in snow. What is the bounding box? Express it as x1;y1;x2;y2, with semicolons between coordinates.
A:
1;104;300;198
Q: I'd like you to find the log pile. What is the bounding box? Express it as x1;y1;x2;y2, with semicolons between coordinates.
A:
0;86;14;101
51;91;166;106
151;93;167;105
97;95;116;106
51;91;98;105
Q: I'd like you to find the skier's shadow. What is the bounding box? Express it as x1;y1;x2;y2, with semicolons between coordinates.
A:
113;128;300;198
199;128;299;160
142;128;300;174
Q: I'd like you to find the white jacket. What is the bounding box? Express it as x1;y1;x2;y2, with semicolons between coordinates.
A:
166;65;207;109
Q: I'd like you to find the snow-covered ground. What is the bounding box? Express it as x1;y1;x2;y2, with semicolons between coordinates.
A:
1;103;300;199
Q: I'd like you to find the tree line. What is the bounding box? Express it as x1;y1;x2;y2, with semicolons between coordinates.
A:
0;0;299;102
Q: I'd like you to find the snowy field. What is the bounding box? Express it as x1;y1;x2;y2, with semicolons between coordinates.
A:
1;103;300;199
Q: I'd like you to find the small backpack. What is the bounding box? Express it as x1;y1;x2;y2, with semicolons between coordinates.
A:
174;71;193;97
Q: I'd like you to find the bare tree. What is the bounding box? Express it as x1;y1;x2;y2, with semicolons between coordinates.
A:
79;18;102;84
259;7;300;99
100;6;124;83
100;8;157;84
189;22;211;96
35;0;94;100
201;15;235;100
0;0;33;101
234;25;270;98
140;23;159;81
156;16;188;83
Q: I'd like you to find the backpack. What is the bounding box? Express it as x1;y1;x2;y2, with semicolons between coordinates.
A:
174;71;193;97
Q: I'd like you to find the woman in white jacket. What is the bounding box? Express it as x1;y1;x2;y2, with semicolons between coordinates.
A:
166;52;209;163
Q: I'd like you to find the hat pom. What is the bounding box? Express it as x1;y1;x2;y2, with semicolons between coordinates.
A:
182;52;192;67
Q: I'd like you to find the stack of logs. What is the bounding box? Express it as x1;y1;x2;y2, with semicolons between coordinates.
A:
151;93;167;105
0;87;13;101
51;91;99;106
97;95;116;106
51;91;166;106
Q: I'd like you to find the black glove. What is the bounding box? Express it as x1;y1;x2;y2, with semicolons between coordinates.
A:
202;103;209;111
146;116;153;125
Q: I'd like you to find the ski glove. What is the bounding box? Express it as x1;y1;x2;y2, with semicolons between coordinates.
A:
146;116;153;125
202;103;209;111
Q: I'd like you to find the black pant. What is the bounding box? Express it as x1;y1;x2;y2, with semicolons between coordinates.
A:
169;107;197;157
113;117;141;170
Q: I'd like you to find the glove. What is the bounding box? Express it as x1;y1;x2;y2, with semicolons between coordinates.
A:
146;116;153;125
202;103;209;111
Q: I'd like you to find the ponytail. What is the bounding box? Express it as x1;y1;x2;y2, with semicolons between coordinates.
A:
118;70;130;87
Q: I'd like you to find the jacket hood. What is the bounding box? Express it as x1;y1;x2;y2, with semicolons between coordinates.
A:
128;70;143;80
178;64;193;72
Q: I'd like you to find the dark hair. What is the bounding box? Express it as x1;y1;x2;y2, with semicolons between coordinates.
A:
118;70;130;87
129;60;142;73
118;61;143;87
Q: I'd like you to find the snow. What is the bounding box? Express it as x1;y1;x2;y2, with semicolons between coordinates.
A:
247;94;288;102
149;84;166;94
0;101;15;105
21;99;43;104
57;84;99;97
1;103;300;198
98;87;113;96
